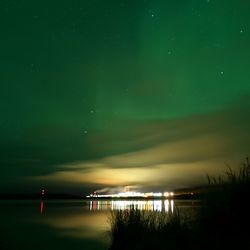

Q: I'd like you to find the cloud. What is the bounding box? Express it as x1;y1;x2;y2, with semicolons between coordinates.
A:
34;102;250;190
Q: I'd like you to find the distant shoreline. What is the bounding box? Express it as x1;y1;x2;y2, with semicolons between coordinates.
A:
0;193;200;200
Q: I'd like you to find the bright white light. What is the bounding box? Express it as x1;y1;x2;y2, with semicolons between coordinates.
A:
165;200;169;213
86;191;174;199
153;192;162;197
153;200;162;212
89;200;175;212
171;200;174;213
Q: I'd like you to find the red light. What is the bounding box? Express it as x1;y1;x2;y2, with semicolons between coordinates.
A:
93;200;97;211
40;201;44;214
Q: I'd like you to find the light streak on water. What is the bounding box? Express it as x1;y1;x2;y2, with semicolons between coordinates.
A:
88;199;174;212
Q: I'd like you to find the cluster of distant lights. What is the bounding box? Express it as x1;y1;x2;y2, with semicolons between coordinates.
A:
86;191;174;198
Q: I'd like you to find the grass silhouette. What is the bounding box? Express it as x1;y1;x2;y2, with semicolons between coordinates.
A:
108;158;250;250
109;208;192;250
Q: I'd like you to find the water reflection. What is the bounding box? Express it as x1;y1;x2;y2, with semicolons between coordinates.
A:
40;200;44;214
89;199;174;213
37;199;176;241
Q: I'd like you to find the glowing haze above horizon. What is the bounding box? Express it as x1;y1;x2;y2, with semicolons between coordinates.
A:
1;0;250;194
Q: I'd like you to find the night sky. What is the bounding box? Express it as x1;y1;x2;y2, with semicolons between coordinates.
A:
1;0;250;194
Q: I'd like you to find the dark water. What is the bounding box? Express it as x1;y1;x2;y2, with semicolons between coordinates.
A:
0;199;197;250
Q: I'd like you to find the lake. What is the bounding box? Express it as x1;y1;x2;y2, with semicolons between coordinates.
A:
0;199;198;250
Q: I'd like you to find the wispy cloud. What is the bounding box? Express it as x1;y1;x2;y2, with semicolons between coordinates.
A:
35;102;250;190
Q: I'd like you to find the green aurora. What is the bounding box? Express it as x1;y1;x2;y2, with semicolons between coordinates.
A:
0;0;250;194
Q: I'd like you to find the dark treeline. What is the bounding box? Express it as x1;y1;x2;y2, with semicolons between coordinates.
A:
0;193;82;200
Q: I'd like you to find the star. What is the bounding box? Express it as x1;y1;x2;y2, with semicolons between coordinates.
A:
80;129;88;135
